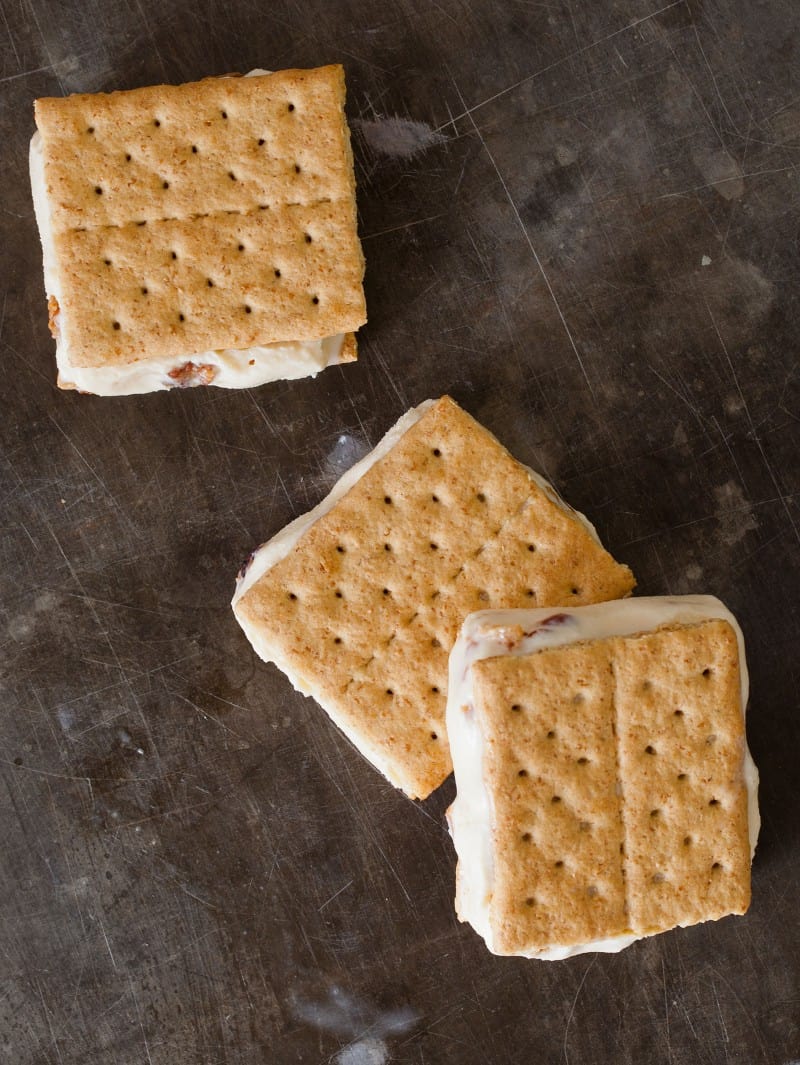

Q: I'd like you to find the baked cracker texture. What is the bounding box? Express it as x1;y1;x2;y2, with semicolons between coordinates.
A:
34;65;366;368
613;620;750;934
473;644;627;954
234;396;635;799
469;619;750;954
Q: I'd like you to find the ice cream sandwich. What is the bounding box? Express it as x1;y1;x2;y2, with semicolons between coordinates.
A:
233;396;635;799
30;65;365;394
446;596;759;958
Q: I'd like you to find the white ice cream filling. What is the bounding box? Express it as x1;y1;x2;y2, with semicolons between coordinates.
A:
232;399;610;791
446;595;760;961
29;70;349;396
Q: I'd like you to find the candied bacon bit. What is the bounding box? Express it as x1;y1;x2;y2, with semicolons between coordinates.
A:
167;361;217;388
523;613;571;638
47;295;60;337
237;551;256;580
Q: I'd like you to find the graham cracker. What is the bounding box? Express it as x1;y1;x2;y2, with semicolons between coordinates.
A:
472;645;627;955
466;618;750;953
235;396;635;799
34;66;366;367
613;621;751;933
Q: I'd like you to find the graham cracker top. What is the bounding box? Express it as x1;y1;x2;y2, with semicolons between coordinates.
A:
235;396;635;799
34;66;366;366
469;618;751;953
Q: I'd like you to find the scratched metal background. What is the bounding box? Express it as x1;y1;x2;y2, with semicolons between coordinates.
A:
1;0;799;1062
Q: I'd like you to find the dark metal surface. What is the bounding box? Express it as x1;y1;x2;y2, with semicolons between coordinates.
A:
2;1;799;1062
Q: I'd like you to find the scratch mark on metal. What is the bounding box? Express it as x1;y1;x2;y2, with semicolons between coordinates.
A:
35;977;65;1064
176;882;220;912
171;692;254;745
127;974;154;1065
436;0;685;131
448;72;595;398
362;213;446;240
706;300;800;546
98;915;118;971
662;958;673;1064
658;164;798;200
562;954;597;1063
319;878;354;911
